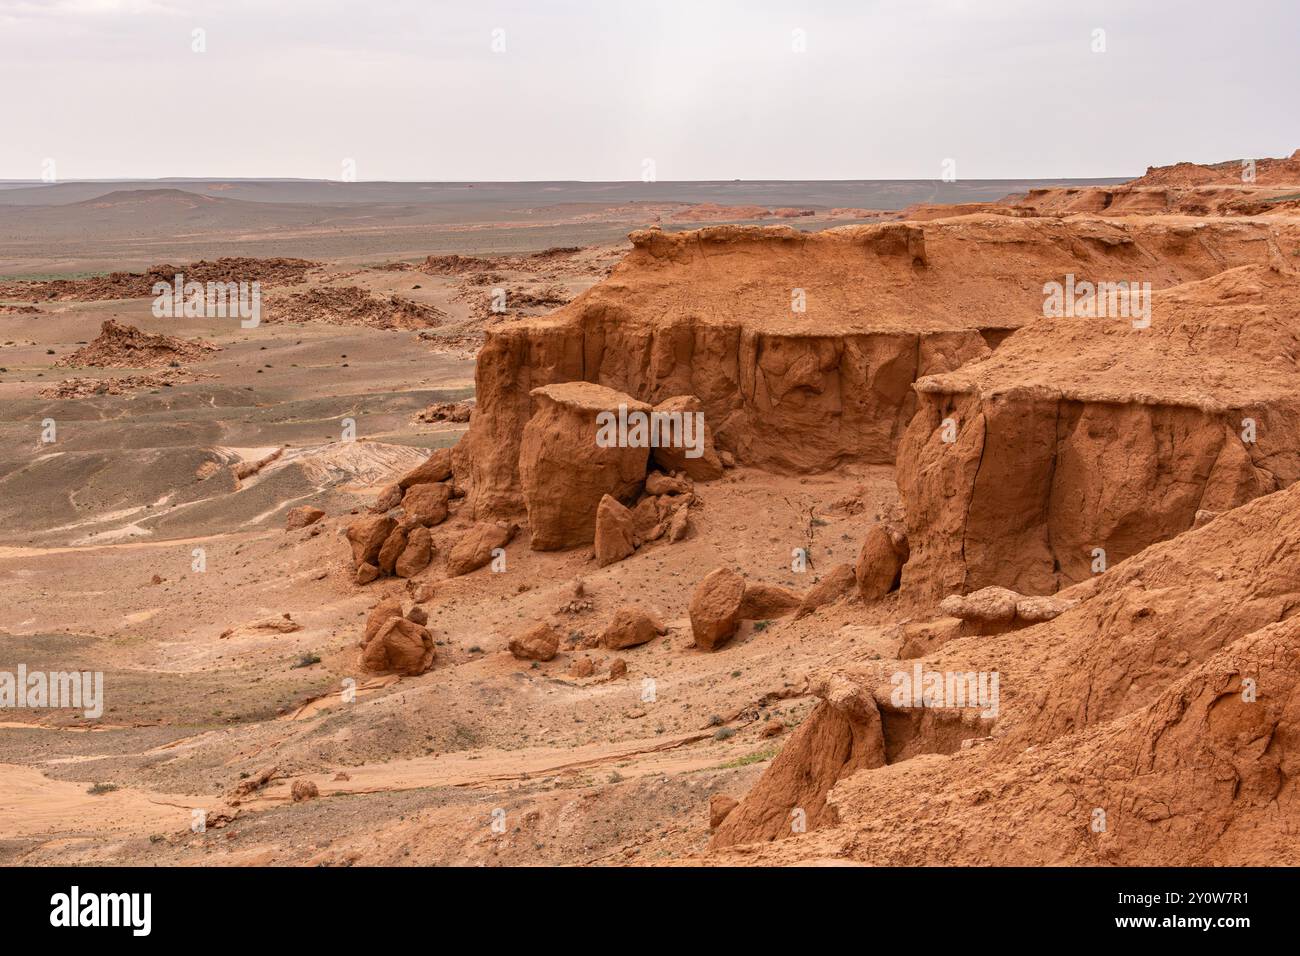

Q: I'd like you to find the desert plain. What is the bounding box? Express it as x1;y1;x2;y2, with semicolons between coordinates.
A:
2;158;1299;866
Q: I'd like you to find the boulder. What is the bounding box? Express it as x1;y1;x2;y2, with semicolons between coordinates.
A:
855;524;909;601
519;382;651;551
346;515;395;567
795;563;857;619
939;585;1021;627
398;447;453;489
666;502;691;542
291;780;319;803
608;658;628;680
594;495;637;567
361;617;435;675
354;562;380;585
285;505;325;531
645;471;692;496
446;522;514;577
738;582;803;620
1015;594;1078;623
363;595;404;645
376;526;408;576
395;526;433;578
509;623;561;661
689;568;746;651
632;497;666;541
401;482;452;526
649;395;724;481
569;656;595;678
371;483;403;514
600;605;666;650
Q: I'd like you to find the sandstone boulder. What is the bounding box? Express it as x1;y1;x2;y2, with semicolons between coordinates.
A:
666;502;691;542
519;382;651;550
939;585;1020;627
371;483;403;514
363;595;404;645
395;526;433;578
291;780;319;803
346;515;396;567
738;581;803;620
446;522;515;577
376;526;408;576
509;623;561;661
354;562;380;585
361;617;435;675
1014;594;1078;623
401;482;452;526
594;495;637;567
632;497;666;541
600;605;666;650
645;471;692;496
285;506;325;531
689;568;746;651
398;447;453;489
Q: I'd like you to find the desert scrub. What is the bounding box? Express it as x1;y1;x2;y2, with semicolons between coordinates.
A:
714;747;778;769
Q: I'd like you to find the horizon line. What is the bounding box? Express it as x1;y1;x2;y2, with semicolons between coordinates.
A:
0;175;1136;186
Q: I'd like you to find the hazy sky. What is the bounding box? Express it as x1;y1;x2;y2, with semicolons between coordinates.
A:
1;0;1296;181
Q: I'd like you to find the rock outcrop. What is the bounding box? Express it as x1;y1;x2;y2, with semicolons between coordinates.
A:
519;383;651;550
711;674;887;849
459;219;1296;522
899;265;1300;601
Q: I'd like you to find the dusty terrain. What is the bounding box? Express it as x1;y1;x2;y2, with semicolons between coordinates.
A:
3;157;1298;867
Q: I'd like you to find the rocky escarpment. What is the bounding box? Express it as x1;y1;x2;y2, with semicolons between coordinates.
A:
898;264;1300;602
461;218;1298;522
710;472;1300;863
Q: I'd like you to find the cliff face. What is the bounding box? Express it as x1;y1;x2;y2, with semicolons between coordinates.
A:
462;218;1295;521
897;265;1300;601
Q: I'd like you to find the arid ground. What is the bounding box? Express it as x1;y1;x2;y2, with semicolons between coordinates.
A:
2;159;1299;866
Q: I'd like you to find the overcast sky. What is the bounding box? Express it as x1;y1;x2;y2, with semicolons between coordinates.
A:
1;0;1296;182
